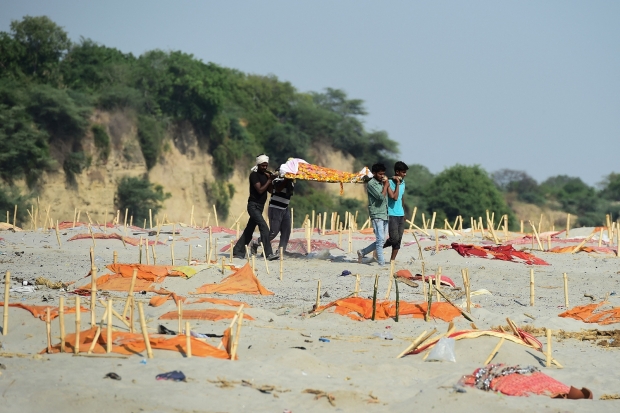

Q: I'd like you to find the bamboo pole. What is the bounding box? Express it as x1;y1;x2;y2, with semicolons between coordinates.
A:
185;321;192;358
260;242;270;274
217;305;244;350
13;205;17;229
90;259;97;327
138;236;143;264
113;251;118;264
315;280;321;309
571;232;595;253
177;300;182;334
3;271;9;336
43;307;51;353
563;272;569;307
371;274;379;321
435;266;441;302
530;269;535;306
394;277;400;322
55;220;61;248
59;296;65;352
189;205;193;228
279;247;284;280
396;329;436;359
483;338;505;365
129;296;135;333
434;229;439;253
598;227;603;247
170;243;175;265
566;213;570;238
528;221;544;251
122;268;138;319
408;207;418;230
151;244;157;265
465;268;471;313
291;208;294;231
354;274;360;297
231;311;244;360
545;328;552;367
213;205;219;227
187;244;192;266
74;296;81;354
430;212;436;230
348;226;352;253
145;238;150;265
106;299;113;353
384;260;394;299
138;302;153;358
422;213;427;230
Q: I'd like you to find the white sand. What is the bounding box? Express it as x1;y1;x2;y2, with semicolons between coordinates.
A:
0;225;619;412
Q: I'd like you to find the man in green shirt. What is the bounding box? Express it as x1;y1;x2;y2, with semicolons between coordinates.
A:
357;163;390;266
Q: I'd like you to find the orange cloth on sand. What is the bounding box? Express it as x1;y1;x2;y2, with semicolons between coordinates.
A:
188;298;250;307
316;297;461;322
359;227;375;235
192;263;273;295
106;263;186;282
45;327;232;358
77;274;154;292
549;245;616;255
149;288;185;307
0;302;89;321
159;309;255;322
559;302;620;325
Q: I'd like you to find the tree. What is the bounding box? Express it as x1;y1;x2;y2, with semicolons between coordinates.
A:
115;176;170;223
599;173;620;201
9;16;71;81
425;164;515;227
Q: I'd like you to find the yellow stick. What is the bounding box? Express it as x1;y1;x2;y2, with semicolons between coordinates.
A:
138;302;153;358
316;280;321;309
59;296;65;352
566;213;570;238
74;296;81;354
3;271;9;336
546;328;552;367
46;308;52;353
408;207;418;230
106;299;113;353
213;204;219;227
260;242;270;274
483;337;505;365
384;260;394;299
530;269;535;306
185;321;192;358
122;268;138;318
430;212;436;230
563;272;569;307
177;300;183;334
90;261;97;327
279;247;284;281
187;244;192;265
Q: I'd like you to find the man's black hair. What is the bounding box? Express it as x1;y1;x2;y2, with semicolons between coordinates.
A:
371;163;387;174
394;161;409;172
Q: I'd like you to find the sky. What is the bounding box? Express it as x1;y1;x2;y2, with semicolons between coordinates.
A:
2;1;619;186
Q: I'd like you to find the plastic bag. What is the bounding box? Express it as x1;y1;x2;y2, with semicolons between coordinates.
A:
426;338;456;362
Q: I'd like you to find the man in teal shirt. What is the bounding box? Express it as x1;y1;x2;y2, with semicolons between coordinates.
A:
384;161;408;261
357;163;390;266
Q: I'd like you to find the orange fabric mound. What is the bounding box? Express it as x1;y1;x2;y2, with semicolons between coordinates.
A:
159;309;255;321
549;245;616;255
188;298;250;307
45;327;231;358
77;274;154;292
192;263;273;295
358;227;375;234
559;302;620;325
317;297;461;322
106;263;186;282
149;288;185;307
0;302;89;321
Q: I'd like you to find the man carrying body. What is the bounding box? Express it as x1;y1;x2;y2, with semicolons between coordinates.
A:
267;177;294;256
384;161;408;261
232;154;279;261
357;163;390;266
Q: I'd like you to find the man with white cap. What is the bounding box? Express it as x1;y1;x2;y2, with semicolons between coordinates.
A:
232;154;279;260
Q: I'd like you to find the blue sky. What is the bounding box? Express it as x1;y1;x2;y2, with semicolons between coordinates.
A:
2;1;618;185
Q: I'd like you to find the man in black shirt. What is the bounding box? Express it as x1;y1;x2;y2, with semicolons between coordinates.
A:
232;154;278;260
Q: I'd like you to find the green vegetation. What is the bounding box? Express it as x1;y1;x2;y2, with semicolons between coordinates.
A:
91;124;110;161
203;181;236;221
493;169;620;227
425;165;516;228
0;185;31;227
115;176;170;224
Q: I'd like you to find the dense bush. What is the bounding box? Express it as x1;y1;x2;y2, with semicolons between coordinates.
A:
137;115;165;169
115;176;170;224
426;165;516;228
0;185;31;227
203;181;236;221
91;124;110;161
